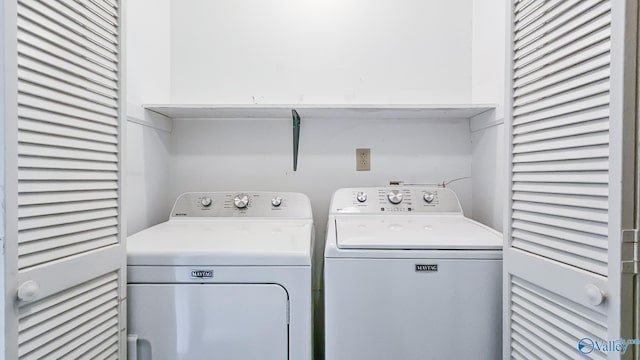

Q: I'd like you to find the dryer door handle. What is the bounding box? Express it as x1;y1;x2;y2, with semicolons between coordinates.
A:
128;334;139;360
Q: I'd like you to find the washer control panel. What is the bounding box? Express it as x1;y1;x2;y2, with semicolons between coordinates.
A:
171;192;312;218
330;187;462;214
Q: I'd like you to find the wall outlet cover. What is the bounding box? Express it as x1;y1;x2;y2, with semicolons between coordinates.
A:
356;148;371;171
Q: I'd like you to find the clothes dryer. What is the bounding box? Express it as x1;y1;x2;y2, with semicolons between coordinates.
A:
127;192;313;360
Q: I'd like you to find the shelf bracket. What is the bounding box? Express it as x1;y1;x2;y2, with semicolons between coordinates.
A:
292;109;301;171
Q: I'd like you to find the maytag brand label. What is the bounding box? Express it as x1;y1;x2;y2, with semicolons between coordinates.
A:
190;270;213;279
415;264;438;272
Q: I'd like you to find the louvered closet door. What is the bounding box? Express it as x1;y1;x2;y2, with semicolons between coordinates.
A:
506;0;637;359
3;0;126;358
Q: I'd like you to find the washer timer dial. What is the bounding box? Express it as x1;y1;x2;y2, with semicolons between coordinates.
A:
387;190;403;204
233;193;250;209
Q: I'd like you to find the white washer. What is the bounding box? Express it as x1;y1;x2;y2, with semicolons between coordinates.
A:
127;192;313;360
324;187;502;360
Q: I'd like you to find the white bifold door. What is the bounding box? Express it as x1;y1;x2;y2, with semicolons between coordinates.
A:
2;0;126;359
506;0;637;359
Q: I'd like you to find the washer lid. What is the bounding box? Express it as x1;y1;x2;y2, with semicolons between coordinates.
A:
127;219;313;266
335;215;502;250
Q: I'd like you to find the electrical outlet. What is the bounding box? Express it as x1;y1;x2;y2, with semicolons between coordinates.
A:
356;148;371;171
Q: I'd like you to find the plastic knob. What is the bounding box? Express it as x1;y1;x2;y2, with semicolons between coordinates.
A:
18;280;39;302
356;192;367;203
585;284;606;306
271;196;283;207
423;192;435;203
200;197;212;207
234;194;250;209
387;190;403;204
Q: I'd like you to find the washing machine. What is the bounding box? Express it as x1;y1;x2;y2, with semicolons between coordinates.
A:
324;187;502;360
127;192;313;360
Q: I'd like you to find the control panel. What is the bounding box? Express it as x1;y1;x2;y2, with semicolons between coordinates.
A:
170;192;312;218
330;187;462;214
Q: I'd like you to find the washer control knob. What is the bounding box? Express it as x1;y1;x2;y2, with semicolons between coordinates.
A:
423;192;435;203
271;196;283;207
356;192;367;203
387;190;403;204
233;193;249;209
200;197;212;207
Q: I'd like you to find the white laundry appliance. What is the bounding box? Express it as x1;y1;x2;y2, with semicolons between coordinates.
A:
127;192;314;360
324;187;502;360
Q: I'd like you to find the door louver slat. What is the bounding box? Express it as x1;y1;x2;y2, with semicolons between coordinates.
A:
512;158;609;172
18;217;118;243
19;118;118;144
18;190;118;205
18;110;117;137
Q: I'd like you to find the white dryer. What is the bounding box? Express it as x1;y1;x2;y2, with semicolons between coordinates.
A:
324;187;502;360
127;192;313;360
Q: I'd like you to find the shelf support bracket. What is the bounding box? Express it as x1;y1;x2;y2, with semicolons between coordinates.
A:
292;109;301;171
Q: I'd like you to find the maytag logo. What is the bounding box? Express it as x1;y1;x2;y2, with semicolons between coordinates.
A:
415;264;438;272
190;270;213;279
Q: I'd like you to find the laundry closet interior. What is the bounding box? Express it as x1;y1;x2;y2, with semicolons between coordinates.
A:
127;1;505;353
3;0;637;359
126;0;506;263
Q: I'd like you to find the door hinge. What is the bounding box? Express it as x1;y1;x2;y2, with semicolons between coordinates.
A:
622;229;638;274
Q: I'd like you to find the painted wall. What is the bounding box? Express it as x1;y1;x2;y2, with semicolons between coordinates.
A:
126;0;171;107
470;0;507;231
169;117;474;234
126;122;172;235
471;123;505;230
126;0;173;235
169;0;473;104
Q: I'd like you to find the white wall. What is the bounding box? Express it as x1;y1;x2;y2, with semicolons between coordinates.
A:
126;122;173;235
471;123;505;230
126;0;172;107
170;0;472;104
126;0;173;235
470;0;507;231
169;117;473;232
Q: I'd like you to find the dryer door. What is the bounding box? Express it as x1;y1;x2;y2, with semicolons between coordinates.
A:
128;283;289;360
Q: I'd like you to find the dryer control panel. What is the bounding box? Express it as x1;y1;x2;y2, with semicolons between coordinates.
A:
170;192;312;218
330;187;462;214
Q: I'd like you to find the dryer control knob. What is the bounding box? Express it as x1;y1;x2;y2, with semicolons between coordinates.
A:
423;192;435;203
387;190;403;204
233;193;250;209
200;197;212;207
356;192;367;203
271;196;283;207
